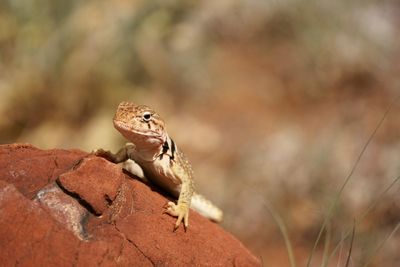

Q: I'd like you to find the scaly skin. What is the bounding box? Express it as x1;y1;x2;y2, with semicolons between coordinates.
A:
95;102;223;230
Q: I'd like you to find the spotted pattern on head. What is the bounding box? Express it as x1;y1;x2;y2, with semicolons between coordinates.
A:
113;102;166;144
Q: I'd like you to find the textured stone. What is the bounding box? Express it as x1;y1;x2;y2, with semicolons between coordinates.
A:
0;180;80;267
0;143;87;199
58;156;124;215
0;143;261;266
35;184;89;239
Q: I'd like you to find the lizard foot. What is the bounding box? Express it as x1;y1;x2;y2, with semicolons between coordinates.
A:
164;201;189;230
91;148;111;160
91;148;106;156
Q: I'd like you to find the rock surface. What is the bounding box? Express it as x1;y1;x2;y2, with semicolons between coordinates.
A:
0;144;260;266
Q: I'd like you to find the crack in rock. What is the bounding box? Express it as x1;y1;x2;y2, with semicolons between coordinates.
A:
113;223;156;267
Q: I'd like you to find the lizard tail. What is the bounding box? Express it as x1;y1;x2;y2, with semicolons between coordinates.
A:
191;193;223;223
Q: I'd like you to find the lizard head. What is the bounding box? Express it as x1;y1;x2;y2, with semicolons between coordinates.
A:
113;102;166;147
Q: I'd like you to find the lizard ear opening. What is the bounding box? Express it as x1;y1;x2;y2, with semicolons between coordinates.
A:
142;112;152;122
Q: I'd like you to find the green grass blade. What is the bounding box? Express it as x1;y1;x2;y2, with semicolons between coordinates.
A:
327;174;400;262
361;222;400;267
321;222;331;267
344;222;356;267
263;199;297;267
306;96;399;267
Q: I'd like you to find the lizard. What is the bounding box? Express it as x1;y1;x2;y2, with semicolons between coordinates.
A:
94;102;223;230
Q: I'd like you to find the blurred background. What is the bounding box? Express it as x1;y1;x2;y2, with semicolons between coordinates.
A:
1;0;399;266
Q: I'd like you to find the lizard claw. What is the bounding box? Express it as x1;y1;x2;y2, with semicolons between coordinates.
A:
91;148;104;155
164;201;189;230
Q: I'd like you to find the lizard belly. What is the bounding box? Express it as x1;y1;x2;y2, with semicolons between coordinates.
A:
139;157;182;198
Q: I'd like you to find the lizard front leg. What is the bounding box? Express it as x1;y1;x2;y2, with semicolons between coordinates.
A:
165;185;192;230
165;154;195;230
93;143;135;163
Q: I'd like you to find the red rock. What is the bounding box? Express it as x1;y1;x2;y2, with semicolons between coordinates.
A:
115;179;260;266
35;183;89;239
58;156;124;215
0;144;87;199
0;180;80;267
0;143;261;266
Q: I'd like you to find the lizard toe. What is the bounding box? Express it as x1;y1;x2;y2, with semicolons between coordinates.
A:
164;202;189;230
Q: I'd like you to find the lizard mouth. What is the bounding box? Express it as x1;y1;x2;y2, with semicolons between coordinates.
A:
113;121;165;139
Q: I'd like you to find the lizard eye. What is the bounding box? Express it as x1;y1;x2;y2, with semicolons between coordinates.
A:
142;112;152;122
